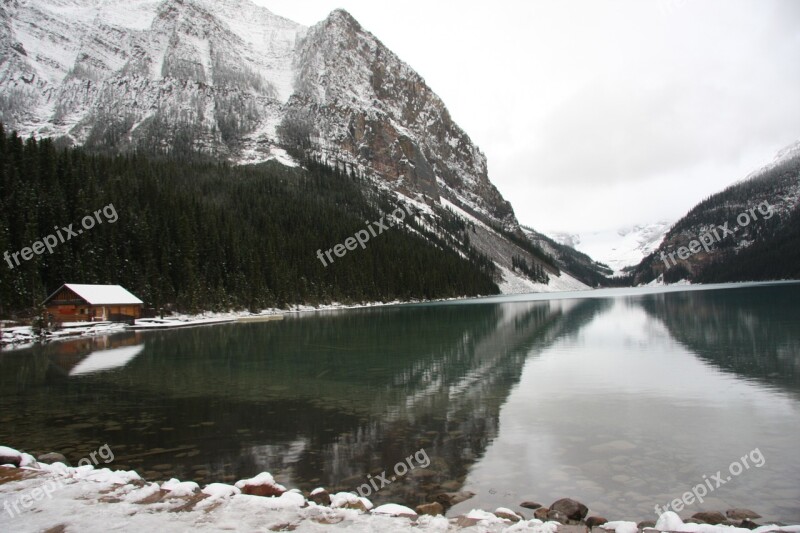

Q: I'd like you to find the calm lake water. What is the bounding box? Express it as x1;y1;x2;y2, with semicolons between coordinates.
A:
1;282;799;521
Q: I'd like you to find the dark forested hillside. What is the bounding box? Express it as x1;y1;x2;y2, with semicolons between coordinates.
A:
631;151;800;285
0;125;499;317
521;226;618;288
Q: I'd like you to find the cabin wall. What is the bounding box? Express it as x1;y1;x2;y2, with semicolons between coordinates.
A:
45;304;142;323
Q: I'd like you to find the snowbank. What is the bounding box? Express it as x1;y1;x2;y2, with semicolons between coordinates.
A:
2;445;798;533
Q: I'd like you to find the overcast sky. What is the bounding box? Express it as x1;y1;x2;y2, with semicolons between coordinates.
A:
257;0;800;234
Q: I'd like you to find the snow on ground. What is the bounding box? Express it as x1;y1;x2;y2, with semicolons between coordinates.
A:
497;265;590;295
643;275;692;288
439;197;492;232
0;452;555;532
0;299;474;350
437;198;591;295
2;283;599;351
2;456;798;533
1;322;127;350
264;146;300;167
741;138;800;183
372;503;416;517
548;223;671;275
129;317;237;329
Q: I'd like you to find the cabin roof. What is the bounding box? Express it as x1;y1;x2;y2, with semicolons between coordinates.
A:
44;284;144;306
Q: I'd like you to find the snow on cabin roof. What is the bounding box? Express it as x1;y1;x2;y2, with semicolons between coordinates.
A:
46;284;144;306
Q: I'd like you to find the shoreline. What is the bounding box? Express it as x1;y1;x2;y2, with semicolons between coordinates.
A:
1;446;798;532
5;280;799;350
0;295;469;350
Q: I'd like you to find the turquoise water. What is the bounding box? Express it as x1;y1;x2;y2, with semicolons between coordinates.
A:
1;282;798;521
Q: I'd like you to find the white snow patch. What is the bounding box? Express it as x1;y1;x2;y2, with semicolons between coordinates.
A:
234;472;286;493
466;508;503;522
498;265;590;295
265;147;299;167
547;222;671;275
602;521;640;533
1;450;798;533
330;491;373;511
371;503;417;517
0;447;22;462
496;507;522;519
200;482;241;500
161;478;199;497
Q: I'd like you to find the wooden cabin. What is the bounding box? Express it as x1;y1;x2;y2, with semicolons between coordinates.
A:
43;284;143;324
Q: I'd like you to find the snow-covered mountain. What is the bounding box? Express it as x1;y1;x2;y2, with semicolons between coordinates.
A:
548;222;671;275
0;0;513;224
0;0;580;293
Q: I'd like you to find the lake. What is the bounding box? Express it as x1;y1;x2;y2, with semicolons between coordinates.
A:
1;282;798;521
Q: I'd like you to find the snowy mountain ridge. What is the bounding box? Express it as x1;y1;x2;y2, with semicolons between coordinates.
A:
0;0;511;224
0;0;575;293
547;222;671;275
742;139;800;183
629;137;800;285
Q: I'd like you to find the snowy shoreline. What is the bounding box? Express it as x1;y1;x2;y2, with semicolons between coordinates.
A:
2;445;799;533
0;295;475;350
4;280;798;350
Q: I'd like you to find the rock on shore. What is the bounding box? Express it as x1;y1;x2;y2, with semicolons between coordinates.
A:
1;445;799;533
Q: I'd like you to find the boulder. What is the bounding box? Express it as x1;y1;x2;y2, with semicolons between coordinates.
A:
550;498;589;521
692;511;726;525
558;526;590;533
415;502;444;516
727;509;762;520
371;503;417;519
240;483;285;497
37;452;69;466
534;507;550;520
637;520;656;530
234;472;286;498
739;519;760;530
521;501;543;509
0;446;22;467
309;488;331;506
435;491;475;508
341;499;369;512
329;492;373;513
586;516;608;527
548;509;569;523
495;508;522;522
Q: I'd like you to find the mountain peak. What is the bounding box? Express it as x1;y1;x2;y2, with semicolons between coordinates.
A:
743;138;800;183
774;139;800;164
325;8;360;28
3;0;521;231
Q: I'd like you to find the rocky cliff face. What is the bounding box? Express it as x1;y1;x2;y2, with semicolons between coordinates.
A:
286;9;516;227
1;0;515;226
0;0;576;291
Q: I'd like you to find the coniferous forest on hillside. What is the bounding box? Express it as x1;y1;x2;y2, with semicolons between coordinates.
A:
0;125;499;317
631;154;800;285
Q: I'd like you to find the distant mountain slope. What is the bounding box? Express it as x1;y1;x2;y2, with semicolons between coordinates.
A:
521;226;615;288
0;0;576;293
631;140;800;284
548;223;671;275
